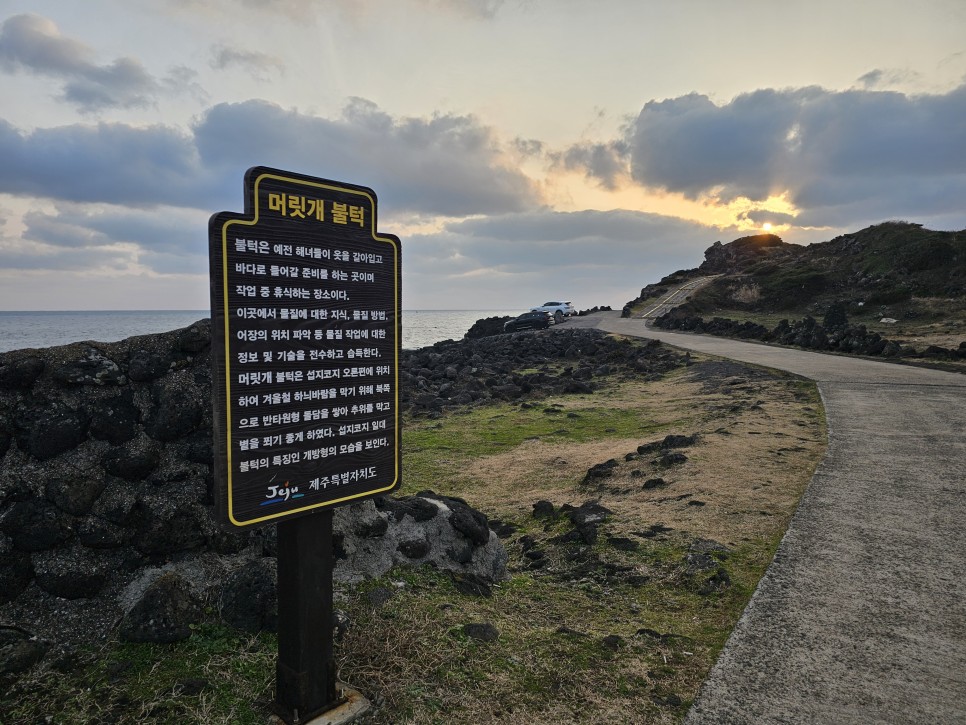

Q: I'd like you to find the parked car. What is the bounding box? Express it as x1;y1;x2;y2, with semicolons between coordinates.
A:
504;311;553;332
530;301;574;323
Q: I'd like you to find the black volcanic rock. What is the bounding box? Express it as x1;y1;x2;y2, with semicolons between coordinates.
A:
465;316;513;339
120;573;203;643
0;356;44;390
698;234;792;274
16;401;90;460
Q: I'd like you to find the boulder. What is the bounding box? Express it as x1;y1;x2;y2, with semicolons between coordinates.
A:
0;356;45;390
101;440;161;482
143;374;204;442
46;474;107;517
0;627;48;675
87;393;141;443
1;500;74;552
333;497;507;586
119;572;202;643
52;348;126;386
15;401;89;461
127;350;169;382
129;489;207;556
0;541;32;604
219;559;278;633
462;622;499;642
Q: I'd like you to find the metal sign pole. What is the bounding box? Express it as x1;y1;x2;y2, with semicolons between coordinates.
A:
275;510;337;722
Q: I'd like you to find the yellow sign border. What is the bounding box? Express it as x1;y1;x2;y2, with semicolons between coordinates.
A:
219;171;401;527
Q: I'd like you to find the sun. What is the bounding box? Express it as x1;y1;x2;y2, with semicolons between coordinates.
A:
762;222;773;232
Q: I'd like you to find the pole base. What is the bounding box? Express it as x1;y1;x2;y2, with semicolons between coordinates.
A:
269;683;371;725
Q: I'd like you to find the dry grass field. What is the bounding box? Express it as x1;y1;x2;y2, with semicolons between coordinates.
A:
337;352;826;724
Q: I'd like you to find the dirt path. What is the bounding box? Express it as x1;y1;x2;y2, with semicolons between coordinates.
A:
570;312;966;724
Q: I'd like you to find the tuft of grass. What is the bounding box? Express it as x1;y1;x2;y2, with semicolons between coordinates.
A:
2;623;276;724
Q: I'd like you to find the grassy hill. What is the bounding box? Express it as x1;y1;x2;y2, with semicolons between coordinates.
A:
626;222;966;353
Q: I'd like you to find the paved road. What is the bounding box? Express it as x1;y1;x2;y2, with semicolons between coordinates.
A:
574;313;966;724
638;276;720;320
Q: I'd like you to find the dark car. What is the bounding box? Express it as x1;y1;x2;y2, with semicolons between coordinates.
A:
504;311;553;332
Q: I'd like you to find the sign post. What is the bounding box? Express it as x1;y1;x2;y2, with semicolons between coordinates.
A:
209;166;401;722
275;511;336;720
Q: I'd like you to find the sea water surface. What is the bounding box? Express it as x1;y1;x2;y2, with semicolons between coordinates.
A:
0;309;521;353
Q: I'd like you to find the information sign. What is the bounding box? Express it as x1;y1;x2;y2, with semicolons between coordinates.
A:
209;166;401;528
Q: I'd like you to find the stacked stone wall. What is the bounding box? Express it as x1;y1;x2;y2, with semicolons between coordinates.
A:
0;320;507;671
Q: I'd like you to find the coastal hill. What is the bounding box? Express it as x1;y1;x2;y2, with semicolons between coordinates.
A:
625;222;966;360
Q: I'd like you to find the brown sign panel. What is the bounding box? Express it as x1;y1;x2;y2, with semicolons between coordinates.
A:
209;167;401;528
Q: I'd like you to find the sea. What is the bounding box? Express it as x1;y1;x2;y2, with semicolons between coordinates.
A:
0;309;522;354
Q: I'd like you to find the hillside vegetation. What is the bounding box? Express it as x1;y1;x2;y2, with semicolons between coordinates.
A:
626;222;966;358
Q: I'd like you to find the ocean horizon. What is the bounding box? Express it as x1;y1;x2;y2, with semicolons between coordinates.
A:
0;309;521;354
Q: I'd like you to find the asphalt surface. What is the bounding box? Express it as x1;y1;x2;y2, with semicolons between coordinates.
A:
571;313;966;724
638;276;720;320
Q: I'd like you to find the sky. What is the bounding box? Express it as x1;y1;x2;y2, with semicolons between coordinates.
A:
0;0;964;312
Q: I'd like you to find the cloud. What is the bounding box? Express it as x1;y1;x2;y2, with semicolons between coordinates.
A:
415;0;508;19
561;84;966;232
0;119;213;206
162;65;209;103
512;138;544;158
549;140;629;190
736;209;798;228
193;97;542;215
0;14;161;111
210;46;285;80
4;203;209;274
0;96;547;280
23;205;207;255
401;208;728;308
0;97;540;217
0;14;93;74
857;68;925;90
0;229;136;271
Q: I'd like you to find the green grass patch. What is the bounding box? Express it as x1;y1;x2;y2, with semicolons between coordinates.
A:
402;399;669;495
3;623;275;724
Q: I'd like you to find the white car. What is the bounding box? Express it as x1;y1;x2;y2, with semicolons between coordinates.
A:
530;301;574;323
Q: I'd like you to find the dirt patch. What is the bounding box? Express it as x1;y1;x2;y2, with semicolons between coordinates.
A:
464;365;824;547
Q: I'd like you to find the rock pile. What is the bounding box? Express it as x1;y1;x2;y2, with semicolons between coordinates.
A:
401;328;688;416
463;309;614;339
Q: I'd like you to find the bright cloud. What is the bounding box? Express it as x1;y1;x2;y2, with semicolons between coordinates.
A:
560;84;966;233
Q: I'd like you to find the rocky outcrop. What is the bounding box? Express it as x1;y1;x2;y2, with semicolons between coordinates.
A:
574;306;612;317
655;310;966;361
698;234;796;275
464;316;513;339
0;321;509;672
